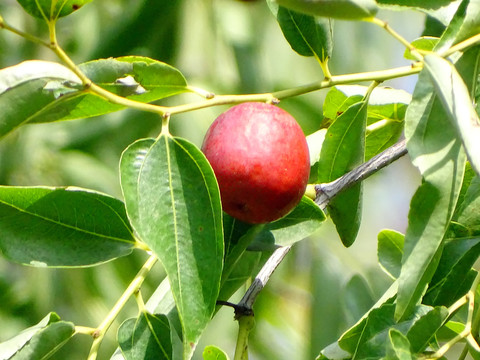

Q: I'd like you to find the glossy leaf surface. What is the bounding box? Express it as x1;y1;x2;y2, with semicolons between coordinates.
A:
120;135;223;359
0;58;189;138
0;186;135;267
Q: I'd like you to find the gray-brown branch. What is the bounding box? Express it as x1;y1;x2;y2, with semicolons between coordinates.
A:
235;139;408;313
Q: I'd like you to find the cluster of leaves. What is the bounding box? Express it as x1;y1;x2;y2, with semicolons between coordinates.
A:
0;0;480;359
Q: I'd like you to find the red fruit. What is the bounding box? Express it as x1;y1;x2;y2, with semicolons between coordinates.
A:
201;102;310;224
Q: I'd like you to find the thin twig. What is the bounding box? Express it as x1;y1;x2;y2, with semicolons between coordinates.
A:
315;139;407;209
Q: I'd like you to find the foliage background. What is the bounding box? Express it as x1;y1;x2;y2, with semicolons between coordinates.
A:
0;0;426;358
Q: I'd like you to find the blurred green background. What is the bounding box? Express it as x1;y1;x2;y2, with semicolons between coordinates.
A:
0;0;426;359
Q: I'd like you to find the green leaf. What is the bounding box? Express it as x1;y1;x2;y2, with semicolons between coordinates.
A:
248;196;326;249
120;135;223;359
0;60;81;138
203;345;230;360
338;304;431;359
268;2;333;61
376;0;456;10
423;51;480;177
397;60;468;321
28;57;189;125
322;86;409;161
437;0;480;50
384;329;412;360
317;100;368;247
16;0;93;19
406;306;448;353
342;274;375;325
454;176;480;235
424;238;480;306
404;37;439;60
118;312;172;360
274;0;378;20
0;312;75;359
0;186;135;267
307;128;327;183
377;229;405;279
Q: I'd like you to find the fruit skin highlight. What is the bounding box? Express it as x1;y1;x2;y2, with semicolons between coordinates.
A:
201;102;310;224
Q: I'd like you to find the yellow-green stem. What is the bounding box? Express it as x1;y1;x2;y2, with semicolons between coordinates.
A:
87;254;158;360
369;18;423;62
233;315;255;360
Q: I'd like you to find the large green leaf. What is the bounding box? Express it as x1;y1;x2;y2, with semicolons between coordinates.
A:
118;312;172;360
16;0;93;20
423;51;480;177
120;135;223;359
0;312;75;360
396;1;480;320
317;100;368;247
274;0;378;19
268;1;333;61
0;58;189;138
30;57;189;124
0;186;136;267
397;67;466;321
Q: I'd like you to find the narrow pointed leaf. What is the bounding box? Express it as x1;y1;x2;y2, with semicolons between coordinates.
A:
269;2;333;61
118;312;172;360
16;0;93;19
0;312;75;360
274;0;378;19
317;100;368;247
398;68;466;321
0;186;135;267
120;135;223;358
423;51;480;177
